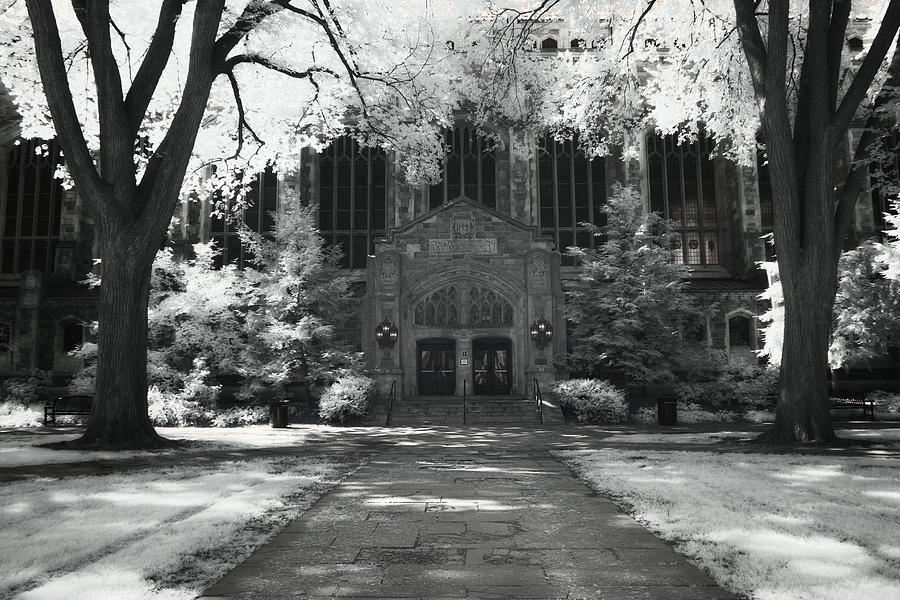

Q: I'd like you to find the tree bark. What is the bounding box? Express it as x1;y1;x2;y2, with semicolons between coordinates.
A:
73;219;173;448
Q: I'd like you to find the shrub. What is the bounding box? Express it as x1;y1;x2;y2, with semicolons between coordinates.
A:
148;386;202;427
0;400;43;427
210;405;269;427
553;379;628;424
675;355;778;412
676;402;738;424
870;391;900;420
318;373;374;423
0;370;50;404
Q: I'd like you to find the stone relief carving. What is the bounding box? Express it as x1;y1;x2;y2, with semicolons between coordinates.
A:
530;253;547;283
380;254;397;286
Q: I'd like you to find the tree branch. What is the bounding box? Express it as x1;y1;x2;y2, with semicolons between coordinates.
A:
833;35;900;256
832;0;900;133
24;0;105;201
826;0;850;113
222;53;338;80
733;0;768;101
71;0;132;189
623;0;658;58
212;0;285;68
224;69;264;160
124;0;188;137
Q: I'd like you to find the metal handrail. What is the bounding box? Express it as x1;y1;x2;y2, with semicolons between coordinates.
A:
385;380;396;427
533;378;544;425
463;379;467;425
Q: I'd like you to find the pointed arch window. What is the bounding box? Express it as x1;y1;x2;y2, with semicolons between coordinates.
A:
2;139;64;273
414;283;513;328
470;285;514;327
318;137;387;269
537;134;607;265
414;285;460;328
646;133;720;265
429;127;497;210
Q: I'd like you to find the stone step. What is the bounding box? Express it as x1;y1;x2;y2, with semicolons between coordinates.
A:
386;396;544;426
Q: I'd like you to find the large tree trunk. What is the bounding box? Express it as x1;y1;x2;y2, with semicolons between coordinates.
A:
768;130;840;443
772;259;837;442
66;217;174;449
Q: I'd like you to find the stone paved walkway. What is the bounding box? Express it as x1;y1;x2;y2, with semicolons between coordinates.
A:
198;439;735;600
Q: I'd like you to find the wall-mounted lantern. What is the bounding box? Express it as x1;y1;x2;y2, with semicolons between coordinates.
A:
529;315;553;349
375;318;399;349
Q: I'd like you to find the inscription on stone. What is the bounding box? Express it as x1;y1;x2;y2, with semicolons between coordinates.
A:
428;238;497;256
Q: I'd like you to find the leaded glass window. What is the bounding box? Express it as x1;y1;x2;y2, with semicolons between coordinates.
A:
470;286;514;326
414;283;513;328
210;167;278;269
319;137;387;269
415;285;460;327
428;127;497;210
646;133;720;265
2;139;64;273
537;134;607;266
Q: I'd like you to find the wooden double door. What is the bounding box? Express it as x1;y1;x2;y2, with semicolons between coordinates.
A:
472;338;511;395
417;337;513;396
417;338;456;395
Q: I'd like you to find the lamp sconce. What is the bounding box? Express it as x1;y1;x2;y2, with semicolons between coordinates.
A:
375;318;398;349
529;315;553;349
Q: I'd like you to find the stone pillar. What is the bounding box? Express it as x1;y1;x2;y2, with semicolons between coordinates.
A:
525;248;557;396
13;270;42;371
370;251;404;400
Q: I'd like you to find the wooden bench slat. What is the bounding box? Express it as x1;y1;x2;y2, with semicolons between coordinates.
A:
44;395;94;426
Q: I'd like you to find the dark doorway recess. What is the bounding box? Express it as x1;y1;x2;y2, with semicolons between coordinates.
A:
417;338;456;395
473;337;512;395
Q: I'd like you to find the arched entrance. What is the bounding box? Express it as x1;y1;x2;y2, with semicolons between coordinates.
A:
472;337;511;395
417;338;456;395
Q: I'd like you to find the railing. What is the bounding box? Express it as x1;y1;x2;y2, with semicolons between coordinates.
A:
533;378;544;425
384;380;396;427
462;379;468;425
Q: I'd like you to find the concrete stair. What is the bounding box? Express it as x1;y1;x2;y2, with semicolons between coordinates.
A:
385;395;552;426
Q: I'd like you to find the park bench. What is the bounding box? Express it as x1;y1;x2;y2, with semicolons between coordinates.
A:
763;386;875;419
43;395;93;426
828;388;875;419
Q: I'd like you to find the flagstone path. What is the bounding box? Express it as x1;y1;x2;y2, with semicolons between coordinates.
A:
198;437;735;600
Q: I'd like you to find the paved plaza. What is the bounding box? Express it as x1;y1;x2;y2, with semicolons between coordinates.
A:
196;429;734;600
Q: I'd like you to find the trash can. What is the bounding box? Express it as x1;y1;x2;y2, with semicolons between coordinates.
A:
270;403;288;428
657;396;677;426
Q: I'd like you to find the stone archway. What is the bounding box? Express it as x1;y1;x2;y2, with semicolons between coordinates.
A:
403;266;526;397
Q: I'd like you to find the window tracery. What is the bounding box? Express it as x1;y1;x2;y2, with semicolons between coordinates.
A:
414;283;514;328
470;286;514;326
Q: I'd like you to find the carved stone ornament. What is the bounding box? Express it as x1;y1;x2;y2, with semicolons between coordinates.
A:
452;215;476;239
380;254;397;286
530;253;547;283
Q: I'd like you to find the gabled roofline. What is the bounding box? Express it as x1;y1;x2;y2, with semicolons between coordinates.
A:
380;196;544;245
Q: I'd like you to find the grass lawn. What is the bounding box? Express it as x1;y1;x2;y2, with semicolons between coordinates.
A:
561;431;900;600
0;428;366;599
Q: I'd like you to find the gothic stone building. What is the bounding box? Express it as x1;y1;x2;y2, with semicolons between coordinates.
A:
0;40;889;403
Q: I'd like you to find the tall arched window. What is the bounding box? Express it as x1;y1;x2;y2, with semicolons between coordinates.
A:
537;134;607;265
2;139;64;273
318;137;387;269
646;133;720;265
428;127;497;210
210;167;278;268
